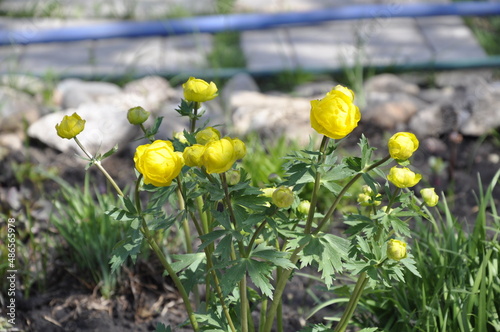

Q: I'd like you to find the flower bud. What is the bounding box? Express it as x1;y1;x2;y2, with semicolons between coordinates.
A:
357;193;371;206
173;131;188;144
260;187;276;198
127;106;150;125
55;112;86;139
226;169;241;186
196;127;221;145
420;187;439;207
182;77;218;102
232;138;247;160
387;239;407;261
297;200;311;215
272;186;294;209
183;144;206;167
202;138;236;174
388;132;419;161
310;85;361;139
387;166;422;188
361;185;373;195
134;140;184;187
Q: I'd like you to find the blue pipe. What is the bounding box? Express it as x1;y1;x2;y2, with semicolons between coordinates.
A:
1;2;500;46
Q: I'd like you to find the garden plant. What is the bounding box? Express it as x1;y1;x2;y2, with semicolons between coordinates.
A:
54;77;442;331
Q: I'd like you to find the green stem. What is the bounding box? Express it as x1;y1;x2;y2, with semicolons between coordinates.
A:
304;136;330;233
134;176;199;331
176;179;193;254
74;137;124;197
314;155;391;234
240;276;249;332
334;272;369;332
190;102;201;133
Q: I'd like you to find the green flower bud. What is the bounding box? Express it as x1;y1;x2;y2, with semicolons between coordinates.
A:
272;186;294;209
387;239;407;261
297;200;311;215
420;188;439;207
226;169;241;186
127;106;150;125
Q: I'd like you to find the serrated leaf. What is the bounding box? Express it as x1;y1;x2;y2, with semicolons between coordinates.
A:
401;253;421;278
220;260;247;296
101;144;118;159
251;243;296;270
170;253;206;273
247;259;274;298
109;233;143;272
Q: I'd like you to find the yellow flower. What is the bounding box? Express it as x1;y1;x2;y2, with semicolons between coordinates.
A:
420;188;439;207
232;138;247;160
183;144;206;167
182;77;218;102
310;86;361;139
260;187;277;198
202;138;236;174
272;186;294;208
387;166;422;188
134;140;184;187
55;112;86;139
388;132;419;161
196;127;221;145
387;239;407;261
127;106;150;125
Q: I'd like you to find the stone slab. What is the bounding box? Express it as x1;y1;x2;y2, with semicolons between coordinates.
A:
417;16;488;61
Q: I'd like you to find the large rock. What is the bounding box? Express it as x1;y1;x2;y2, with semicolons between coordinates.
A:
229;91;317;143
0;86;40;132
28;102;138;155
460;82;500;136
53;79;122;109
364;73;420;95
123;75;176;112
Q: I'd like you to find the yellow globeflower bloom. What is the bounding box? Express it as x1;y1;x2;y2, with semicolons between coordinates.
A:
195;127;221;145
55;112;86;139
387;166;422;188
182;77;218;102
134;140;184;187
310;86;361;139
202;138;236;174
387;239;407;261
183;144;206;167
388;132;419;161
420;188;439;207
272;186;294;209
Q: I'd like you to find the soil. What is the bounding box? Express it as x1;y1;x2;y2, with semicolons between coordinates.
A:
1;121;499;332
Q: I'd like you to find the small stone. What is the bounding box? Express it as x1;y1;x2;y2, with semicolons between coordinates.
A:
408;104;443;138
364;73;420;95
363;99;419;130
220;73;260;107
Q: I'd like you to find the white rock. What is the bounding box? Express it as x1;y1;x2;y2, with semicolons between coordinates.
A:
0;86;40;131
28;102;138;155
408;104;444;138
230;91;318;143
123;75;176;112
364;73;420;95
53;79;122;109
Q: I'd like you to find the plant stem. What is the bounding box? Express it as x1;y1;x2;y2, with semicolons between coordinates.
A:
190;102;201;133
74;137;124;197
333;272;369;332
304;136;330;233
314;155;391;234
134;176;199;331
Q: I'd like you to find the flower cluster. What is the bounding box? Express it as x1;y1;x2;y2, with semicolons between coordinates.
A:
183;127;246;174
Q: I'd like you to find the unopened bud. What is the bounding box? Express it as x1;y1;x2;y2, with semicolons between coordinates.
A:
127;106;150;125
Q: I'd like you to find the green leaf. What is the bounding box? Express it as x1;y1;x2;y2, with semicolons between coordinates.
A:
170;253;206;273
101;144;118;160
220;259;247;296
247;259;274;298
155;323;172;332
251;243;296;270
147;116;163;137
400;253;421;278
109;232;144;273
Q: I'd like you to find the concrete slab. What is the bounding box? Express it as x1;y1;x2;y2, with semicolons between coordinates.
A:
241;29;295;71
417;16;488;61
